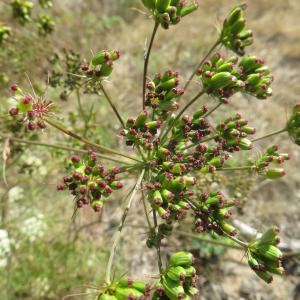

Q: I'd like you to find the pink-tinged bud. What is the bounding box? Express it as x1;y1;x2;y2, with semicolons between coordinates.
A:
27;121;36;131
63;176;72;183
9;107;19;116
23;95;32;105
81;64;89;71
77;200;84;208
264;168;286;180
27;110;34;120
10;84;18;92
97;180;106;188
71;155;81;163
37;119;46;129
127;278;134;286
56;183;65;191
87;69;94;76
116;182;124;189
93;204;102;212
82;196;89;205
104;186;113;194
80;187;87;195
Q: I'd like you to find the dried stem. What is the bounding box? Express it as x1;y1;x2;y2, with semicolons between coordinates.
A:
143;22;159;109
99;82;125;128
44;118;142;163
105;169;145;284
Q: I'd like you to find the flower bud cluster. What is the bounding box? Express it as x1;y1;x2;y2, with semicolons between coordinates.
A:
120;110;161;151
57;150;123;212
37;15;55;36
146;70;184;119
171;107;211;143
0;23;12;44
193;191;239;236
97;278;152;300
287;104;300;146
153;251;199;299
239;55;273;99
38;0;53;9
147;170;196;221
81;50;121;79
8;84;54;131
256;145;290;180
221;3;253;56
142;0;199;29
247;227;284;283
10;0;33;25
197;53;273;102
215;113;255;152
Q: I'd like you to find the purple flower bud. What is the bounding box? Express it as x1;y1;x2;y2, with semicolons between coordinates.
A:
27;121;36;131
9;107;19;116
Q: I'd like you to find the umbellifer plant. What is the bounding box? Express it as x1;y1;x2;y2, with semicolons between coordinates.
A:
4;1;300;299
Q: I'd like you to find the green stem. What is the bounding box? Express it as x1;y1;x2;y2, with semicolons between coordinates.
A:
161;90;205;144
152;210;163;273
44;118;142;163
217;166;257;172
99;82;125;128
184;39;221;91
252;128;287;142
180;134;218;151
174;230;244;250
143;22;159;109
141;183;153;230
203;102;222;118
221;231;248;249
0;135;132;165
105;169;145;284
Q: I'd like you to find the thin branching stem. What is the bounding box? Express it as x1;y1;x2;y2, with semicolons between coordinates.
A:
221;231;248;249
44;118;142;163
217;165;257;172
174;230;244;250
152;210;163;273
141;183;153;230
0;134;132;165
105;169;145;284
252;128;287;142
161;90;205;143
99;82;125;128
184;39;221;91
180;134;218;151
203;102;222;118
143;22;159;109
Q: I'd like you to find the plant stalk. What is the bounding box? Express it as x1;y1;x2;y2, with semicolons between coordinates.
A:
252;128;287;142
152;210;163;273
184;39;221;91
0;135;133;165
99;82;125;128
161;90;205;143
174;230;244;250
44;118;142;163
105;169;145;284
143;22;159;109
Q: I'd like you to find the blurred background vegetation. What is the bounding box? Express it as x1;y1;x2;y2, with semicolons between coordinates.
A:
0;0;300;299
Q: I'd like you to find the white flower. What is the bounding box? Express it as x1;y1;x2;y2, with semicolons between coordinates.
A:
20;212;47;242
8;186;24;202
0;229;11;268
